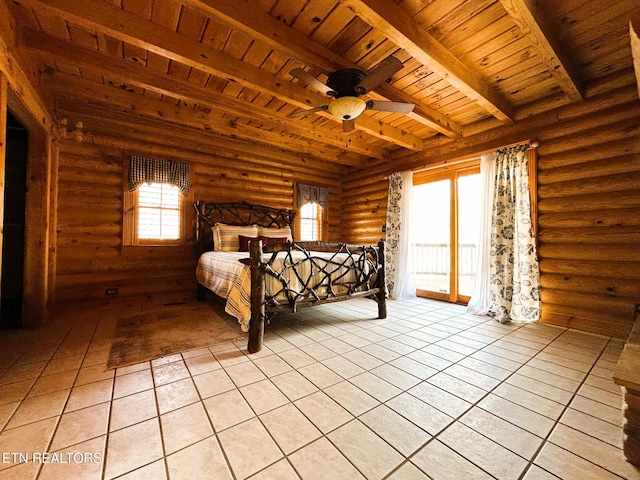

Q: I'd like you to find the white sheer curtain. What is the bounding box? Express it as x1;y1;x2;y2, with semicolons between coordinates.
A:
467;152;496;315
385;171;416;299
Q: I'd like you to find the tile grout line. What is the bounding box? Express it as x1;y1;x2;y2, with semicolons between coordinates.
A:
89;310;114;480
150;355;172;480
204;342;253;480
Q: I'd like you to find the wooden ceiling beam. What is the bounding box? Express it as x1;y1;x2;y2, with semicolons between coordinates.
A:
17;0;422;151
20;28;387;160
0;0;56;134
338;0;515;122
179;0;462;137
498;0;584;101
48;75;367;167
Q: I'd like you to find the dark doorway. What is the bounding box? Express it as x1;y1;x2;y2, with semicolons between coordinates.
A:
1;111;28;328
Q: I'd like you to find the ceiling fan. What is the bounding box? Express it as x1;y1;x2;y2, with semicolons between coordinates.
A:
288;56;415;132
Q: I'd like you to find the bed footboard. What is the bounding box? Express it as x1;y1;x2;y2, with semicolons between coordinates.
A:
243;240;386;353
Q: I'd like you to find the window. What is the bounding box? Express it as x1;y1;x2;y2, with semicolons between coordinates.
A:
137;183;180;240
299;202;323;241
123;156;192;247
296;183;328;241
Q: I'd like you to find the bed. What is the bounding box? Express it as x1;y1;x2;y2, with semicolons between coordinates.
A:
195;201;387;353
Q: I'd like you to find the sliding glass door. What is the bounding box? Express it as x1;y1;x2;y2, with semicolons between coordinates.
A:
412;164;481;303
412;179;451;297
457;173;482;298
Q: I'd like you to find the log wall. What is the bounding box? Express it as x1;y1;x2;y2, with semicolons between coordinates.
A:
52;133;344;308
342;84;640;339
535;99;640;338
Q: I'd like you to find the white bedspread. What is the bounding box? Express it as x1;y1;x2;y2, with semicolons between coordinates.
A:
196;250;371;332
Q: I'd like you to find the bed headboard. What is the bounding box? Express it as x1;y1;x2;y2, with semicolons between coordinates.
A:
195;201;295;253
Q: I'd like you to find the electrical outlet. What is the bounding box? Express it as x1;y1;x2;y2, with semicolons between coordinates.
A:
105;288;118;296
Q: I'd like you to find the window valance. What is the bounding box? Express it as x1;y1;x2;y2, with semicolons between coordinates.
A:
128;155;191;196
296;183;328;210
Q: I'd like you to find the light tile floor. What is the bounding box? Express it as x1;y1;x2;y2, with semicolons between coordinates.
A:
0;297;639;479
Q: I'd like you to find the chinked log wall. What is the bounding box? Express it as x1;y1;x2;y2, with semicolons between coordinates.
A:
342;82;640;339
52;136;344;307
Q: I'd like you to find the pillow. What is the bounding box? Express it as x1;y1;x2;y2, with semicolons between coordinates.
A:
258;226;292;242
238;235;289;251
212;224;258;251
261;236;289;246
238;234;259;252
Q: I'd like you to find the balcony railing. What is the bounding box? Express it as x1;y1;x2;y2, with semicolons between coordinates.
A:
411;243;477;275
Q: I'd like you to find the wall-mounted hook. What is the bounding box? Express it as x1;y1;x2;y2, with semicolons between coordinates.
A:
72;121;84;142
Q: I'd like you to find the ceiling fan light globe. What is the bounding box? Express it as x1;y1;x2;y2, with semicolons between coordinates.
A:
328;96;367;121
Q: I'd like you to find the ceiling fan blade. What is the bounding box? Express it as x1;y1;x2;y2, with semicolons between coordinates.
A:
366;100;415;114
287;105;329;118
355;56;404;94
289;68;335;96
342;119;356;132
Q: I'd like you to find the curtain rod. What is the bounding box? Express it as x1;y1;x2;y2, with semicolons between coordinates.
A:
449;138;539;160
460;138;539;161
493;139;539;152
384;139;539;179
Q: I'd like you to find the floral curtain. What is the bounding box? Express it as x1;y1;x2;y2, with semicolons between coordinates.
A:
128;155;191;196
385;171;416;299
488;145;540;323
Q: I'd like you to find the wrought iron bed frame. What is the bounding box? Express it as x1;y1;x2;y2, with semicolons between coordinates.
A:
195;201;387;353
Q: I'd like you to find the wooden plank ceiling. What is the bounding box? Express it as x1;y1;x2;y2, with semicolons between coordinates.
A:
8;0;640;168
